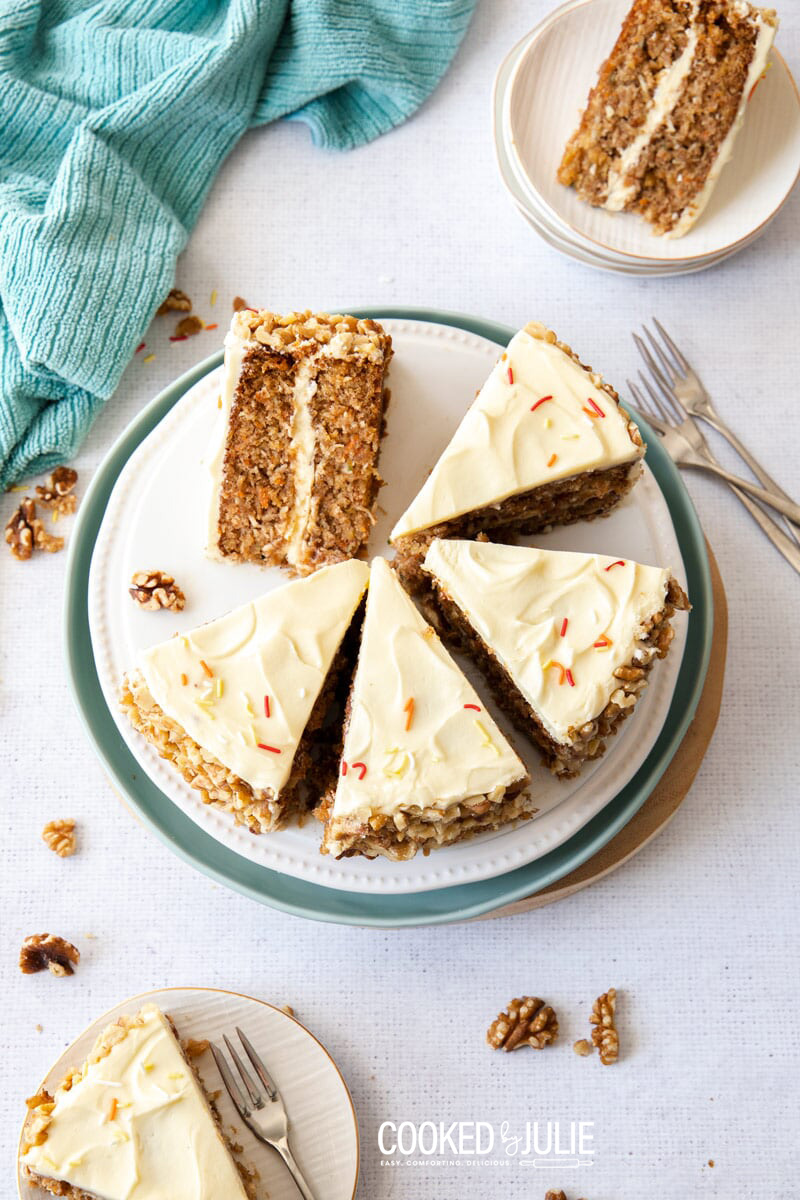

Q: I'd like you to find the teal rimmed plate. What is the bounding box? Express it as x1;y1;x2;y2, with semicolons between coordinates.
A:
65;309;713;926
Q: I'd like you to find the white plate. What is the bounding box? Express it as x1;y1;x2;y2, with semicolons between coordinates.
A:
17;987;358;1200
88;319;687;895
504;0;800;264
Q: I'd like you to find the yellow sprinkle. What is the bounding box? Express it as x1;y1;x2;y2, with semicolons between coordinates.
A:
474;719;500;756
9;484;27;492
217;396;223;409
561;433;580;440
383;749;410;779
543;417;552;429
142;354;156;364
210;289;218;307
180;636;189;649
52;509;60;523
167;1072;185;1080
142;1062;155;1073
216;678;224;698
242;693;255;717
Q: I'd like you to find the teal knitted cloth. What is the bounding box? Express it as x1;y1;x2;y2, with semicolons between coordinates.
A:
0;0;475;487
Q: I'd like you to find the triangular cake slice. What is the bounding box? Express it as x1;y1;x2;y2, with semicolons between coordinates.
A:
423;540;689;778
21;1004;254;1199
121;559;369;832
391;322;644;584
316;556;531;860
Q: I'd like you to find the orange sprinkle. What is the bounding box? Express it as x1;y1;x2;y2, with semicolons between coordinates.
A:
180;673;188;686
545;660;567;685
199;659;213;677
593;635;613;650
204;323;218;331
547;453;558;468
403;697;415;732
107;1097;118;1122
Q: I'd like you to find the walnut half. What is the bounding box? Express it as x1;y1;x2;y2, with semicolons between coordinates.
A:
590;988;619;1065
5;497;63;559
42;818;77;858
129;570;186;612
487;996;559;1051
157;288;192;315
20;934;80;977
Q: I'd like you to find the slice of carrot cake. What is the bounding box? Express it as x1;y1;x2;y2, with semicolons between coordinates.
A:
558;0;778;237
21;1004;256;1200
391;322;644;585
207;309;392;574
316;556;531;861
422;540;690;778
121;560;369;833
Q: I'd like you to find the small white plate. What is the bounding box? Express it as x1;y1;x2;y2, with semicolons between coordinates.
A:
17;987;358;1200
502;0;800;265
88;319;687;895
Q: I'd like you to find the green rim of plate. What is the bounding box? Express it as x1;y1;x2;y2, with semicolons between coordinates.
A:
64;308;713;927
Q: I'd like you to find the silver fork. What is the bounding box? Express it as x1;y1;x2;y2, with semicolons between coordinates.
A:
628;378;800;575
634;322;800;531
211;1028;316;1200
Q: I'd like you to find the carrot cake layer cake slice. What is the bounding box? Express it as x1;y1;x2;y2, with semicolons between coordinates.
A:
316;557;531;861
21;1004;255;1200
122;559;369;833
422;540;689;778
558;0;778;237
207;309;392;574
391;322;644;584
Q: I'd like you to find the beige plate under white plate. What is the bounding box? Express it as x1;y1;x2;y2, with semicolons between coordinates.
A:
17;986;359;1200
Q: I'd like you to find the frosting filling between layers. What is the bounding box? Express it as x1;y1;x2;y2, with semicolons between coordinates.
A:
332;557;527;820
138;560;370;793
390;326;641;541
22;1006;250;1200
422;540;674;745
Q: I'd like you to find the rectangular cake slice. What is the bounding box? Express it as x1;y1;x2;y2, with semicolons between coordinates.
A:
316;556;532;861
121;559;369;833
422;540;690;778
207;309;392;574
21;1004;255;1200
558;0;778;237
391;322;644;586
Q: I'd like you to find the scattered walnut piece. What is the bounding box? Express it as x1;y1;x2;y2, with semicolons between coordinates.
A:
590;988;619;1065
175;315;204;338
20;934;80;977
487;996;559;1051
281;1004;295;1017
232;296;251;312
184;1038;210;1059
157;288;192;315
129;570;186;612
573;1038;594;1057
5;497;36;559
545;1192;567;1200
36;467;78;517
42;818;77;858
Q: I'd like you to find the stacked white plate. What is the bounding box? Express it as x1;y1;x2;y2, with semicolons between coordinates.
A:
493;0;800;276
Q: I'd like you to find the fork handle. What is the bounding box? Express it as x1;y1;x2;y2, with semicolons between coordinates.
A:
685;460;800;525
700;412;800;537
273;1138;316;1200
728;483;800;574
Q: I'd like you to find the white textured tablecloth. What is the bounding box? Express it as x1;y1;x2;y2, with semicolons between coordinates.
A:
3;3;799;1197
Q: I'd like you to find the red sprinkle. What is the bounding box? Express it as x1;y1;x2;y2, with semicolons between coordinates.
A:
352;762;367;780
463;703;481;712
264;695;271;718
547;453;558;468
135;342;146;354
593;635;613;649
204;323;219;331
565;668;576;688
341;761;348;776
507;366;514;385
169;334;188;342
257;743;281;754
604;560;626;571
560;618;568;637
531;395;553;412
583;397;606;418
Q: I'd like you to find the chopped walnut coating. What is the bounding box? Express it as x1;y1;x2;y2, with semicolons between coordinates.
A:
175;314;204;338
129;570;186;612
590;988;619;1065
573;1038;594;1057
20;933;80;977
36;466;78;517
41;818;77;857
157;288;192;315
5;497;63;558
487;996;559;1051
184;1037;210;1059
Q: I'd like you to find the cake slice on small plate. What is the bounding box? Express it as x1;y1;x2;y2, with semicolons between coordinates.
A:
316;556;532;861
207;309;392;575
422;540;690;778
121;559;369;833
558;0;778;237
20;1004;255;1199
391;322;644;584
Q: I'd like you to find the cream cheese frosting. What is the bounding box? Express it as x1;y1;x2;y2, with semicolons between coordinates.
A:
423;540;674;745
138;560;369;793
390;324;641;541
22;1005;250;1200
332;557;527;820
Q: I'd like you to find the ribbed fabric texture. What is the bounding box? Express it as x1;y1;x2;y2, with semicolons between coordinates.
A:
0;0;475;487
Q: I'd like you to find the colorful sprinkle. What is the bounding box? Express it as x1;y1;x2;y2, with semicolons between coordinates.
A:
142;354;155;364
204;323;218;332
352;761;367;780
403;697;415;732
463;703;481;712
565;668;576;687
217;396;223;408
531;395;553;412
560;618;568;637
169;335;188;343
543;417;552;429
215;678;224;698
257;743;281;754
264;695;271;718
107;1098;118;1122
547;453;558;467
507;366;514;385
593;635;613;650
474;719;500;755
604;560;626;571
135;342;146;354
545;660;567;685
210;290;218;307
341;761;348;776
180;673;188;686
583;397;606;418
199;659;213;677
